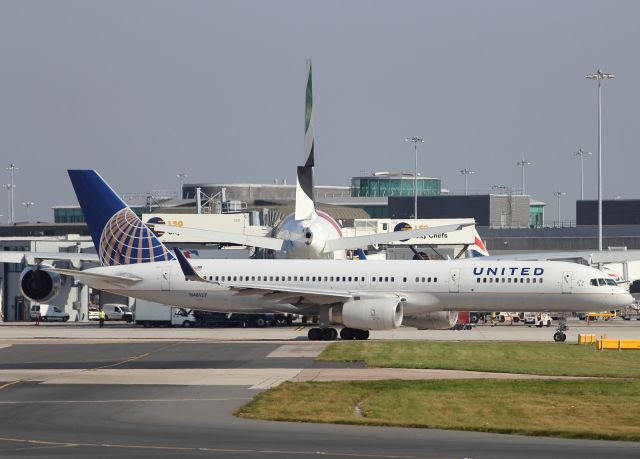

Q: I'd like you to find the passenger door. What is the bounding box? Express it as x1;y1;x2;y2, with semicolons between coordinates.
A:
449;268;460;293
562;271;573;293
160;266;171;291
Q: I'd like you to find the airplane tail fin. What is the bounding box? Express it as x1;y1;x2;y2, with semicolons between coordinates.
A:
68;170;174;266
468;228;490;257
295;59;316;221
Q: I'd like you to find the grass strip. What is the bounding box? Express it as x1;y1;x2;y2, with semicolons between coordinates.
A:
318;341;640;378
236;379;640;441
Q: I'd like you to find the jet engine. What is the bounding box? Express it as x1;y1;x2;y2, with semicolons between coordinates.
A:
332;296;404;330
20;265;62;303
402;311;458;330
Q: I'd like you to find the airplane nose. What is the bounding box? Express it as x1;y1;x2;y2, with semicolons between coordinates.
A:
617;290;634;307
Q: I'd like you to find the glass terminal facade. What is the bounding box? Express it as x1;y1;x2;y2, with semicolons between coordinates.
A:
54;207;146;224
351;174;441;198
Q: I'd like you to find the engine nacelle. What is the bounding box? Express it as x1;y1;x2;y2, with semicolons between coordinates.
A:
332;296;404;330
20;265;62;303
402;311;458;330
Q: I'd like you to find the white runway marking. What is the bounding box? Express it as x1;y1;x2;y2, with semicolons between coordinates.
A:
0;436;448;458
266;343;327;358
0;368;302;388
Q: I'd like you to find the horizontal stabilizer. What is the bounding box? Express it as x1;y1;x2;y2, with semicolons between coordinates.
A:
41;266;142;288
153;224;285;251
324;223;472;252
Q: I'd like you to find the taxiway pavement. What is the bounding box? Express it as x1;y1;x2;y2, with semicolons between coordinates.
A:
0;337;638;458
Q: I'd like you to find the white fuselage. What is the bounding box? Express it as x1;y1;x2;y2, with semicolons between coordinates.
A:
83;259;632;316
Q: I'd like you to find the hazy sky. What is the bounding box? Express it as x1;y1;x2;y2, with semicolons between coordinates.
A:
1;0;638;223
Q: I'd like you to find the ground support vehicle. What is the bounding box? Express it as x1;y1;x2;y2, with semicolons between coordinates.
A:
523;312;553;327
451;311;473;330
619;304;640;320
101;303;133;322
192;311;281;327
30;304;69;322
135;300;197;327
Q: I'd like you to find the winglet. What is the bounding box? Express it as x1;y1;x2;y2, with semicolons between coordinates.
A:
173;248;203;282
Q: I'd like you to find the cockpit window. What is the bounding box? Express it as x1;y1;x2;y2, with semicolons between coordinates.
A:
605;279;617;286
598;278;606;286
590;279;599;286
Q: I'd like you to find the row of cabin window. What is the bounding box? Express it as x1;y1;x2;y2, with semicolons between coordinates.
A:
207;275;366;282
204;275;437;283
477;277;544;284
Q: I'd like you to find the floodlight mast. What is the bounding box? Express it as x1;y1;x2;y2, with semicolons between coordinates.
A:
405;136;424;219
460;168;475;195
6;164;18;224
516;157;531;195
554;191;567;225
574;148;592;201
585;69;614;251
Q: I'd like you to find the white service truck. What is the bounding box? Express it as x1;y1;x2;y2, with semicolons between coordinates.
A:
135;300;198;327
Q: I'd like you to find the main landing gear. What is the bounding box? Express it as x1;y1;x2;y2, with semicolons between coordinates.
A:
307;327;369;341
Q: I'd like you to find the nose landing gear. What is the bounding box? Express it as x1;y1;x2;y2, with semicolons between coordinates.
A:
553;321;568;342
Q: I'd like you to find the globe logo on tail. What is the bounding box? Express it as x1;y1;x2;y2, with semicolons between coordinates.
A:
98;208;174;266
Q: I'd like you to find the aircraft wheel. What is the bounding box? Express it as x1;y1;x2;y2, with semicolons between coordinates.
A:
340;328;354;340
553;332;566;342
308;328;322;341
355;329;370;340
321;328;338;341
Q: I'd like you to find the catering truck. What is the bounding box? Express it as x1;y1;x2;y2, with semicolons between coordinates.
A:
135;300;198;327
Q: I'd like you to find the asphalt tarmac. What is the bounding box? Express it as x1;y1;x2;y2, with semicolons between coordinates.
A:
0;333;638;458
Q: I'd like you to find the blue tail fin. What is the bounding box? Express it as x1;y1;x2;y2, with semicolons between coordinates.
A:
68;170;174;266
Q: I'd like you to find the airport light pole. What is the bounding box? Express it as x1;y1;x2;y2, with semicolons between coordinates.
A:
574;148;592;201
2;183;11;224
177;173;188;198
405;136;424;219
516;157;531;195
21;201;34;221
554;191;567;226
586;69;615;251
460;168;474;195
6;164;18;224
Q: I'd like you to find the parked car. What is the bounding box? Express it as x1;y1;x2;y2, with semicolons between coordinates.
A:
30;304;69;322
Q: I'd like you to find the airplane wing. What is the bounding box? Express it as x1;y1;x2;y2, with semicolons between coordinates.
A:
41;266;143;288
0;251;99;266
470;249;640;264
323;223;473;252
173;248;350;304
151;224;285;251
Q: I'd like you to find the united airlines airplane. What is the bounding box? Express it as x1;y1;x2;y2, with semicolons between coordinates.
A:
16;170;632;342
